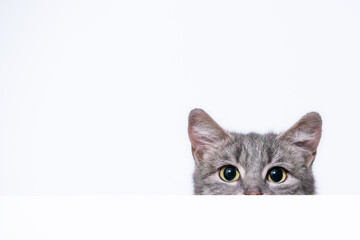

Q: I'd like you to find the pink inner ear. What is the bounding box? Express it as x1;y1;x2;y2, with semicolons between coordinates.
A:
294;139;318;152
188;128;212;149
188;108;230;150
294;121;322;152
281;112;322;153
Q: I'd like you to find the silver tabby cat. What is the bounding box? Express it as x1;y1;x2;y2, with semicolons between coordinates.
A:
188;109;322;195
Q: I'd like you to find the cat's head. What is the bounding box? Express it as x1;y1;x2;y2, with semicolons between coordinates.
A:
188;109;322;195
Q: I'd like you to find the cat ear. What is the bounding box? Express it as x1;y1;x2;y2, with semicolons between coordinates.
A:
279;112;322;165
188;109;232;162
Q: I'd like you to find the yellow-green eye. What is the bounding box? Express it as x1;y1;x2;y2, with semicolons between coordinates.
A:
220;165;240;182
267;167;287;183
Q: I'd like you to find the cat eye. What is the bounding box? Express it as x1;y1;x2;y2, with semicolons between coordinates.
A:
219;165;240;182
267;167;287;183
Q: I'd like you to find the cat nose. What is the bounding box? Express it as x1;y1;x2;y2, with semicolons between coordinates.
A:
244;189;263;195
245;191;262;195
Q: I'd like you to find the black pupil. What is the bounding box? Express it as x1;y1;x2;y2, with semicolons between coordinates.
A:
224;166;237;181
269;167;283;182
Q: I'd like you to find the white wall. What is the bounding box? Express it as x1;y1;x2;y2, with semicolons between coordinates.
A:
1;0;359;195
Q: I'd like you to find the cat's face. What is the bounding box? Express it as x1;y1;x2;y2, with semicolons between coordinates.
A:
188;109;322;195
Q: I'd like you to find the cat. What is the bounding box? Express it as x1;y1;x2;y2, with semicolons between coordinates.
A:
188;108;322;195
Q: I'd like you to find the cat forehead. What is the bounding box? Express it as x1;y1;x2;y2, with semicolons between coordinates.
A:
231;132;278;149
204;132;279;163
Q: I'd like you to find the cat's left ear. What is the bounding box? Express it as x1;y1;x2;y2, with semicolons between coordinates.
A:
279;112;322;166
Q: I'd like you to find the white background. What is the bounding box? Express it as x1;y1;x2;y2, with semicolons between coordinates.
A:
1;196;359;239
1;0;360;195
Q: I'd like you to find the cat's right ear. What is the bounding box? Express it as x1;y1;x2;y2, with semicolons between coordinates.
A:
188;109;232;162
